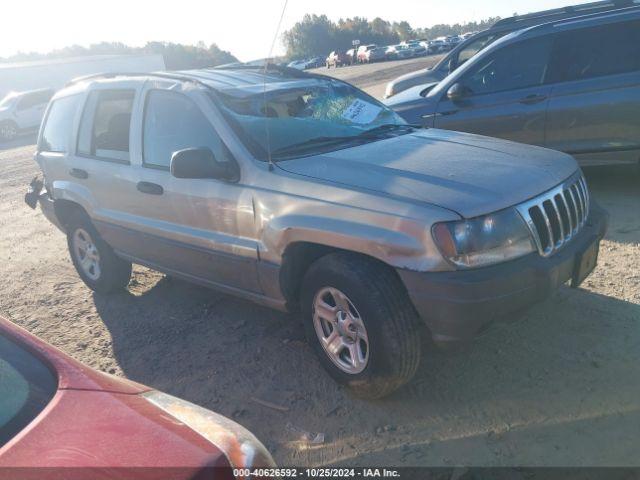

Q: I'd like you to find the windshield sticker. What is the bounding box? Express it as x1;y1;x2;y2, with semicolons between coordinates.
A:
341;99;382;124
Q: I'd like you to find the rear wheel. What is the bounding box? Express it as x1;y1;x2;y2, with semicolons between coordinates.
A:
67;214;132;293
0;121;18;141
301;253;422;399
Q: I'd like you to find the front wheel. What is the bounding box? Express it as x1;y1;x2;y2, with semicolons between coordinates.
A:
301;253;422;399
67;213;132;293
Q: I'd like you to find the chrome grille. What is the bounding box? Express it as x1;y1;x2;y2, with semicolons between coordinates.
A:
516;173;590;257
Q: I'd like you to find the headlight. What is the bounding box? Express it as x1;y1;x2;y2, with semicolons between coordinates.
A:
143;391;276;470
432;208;535;268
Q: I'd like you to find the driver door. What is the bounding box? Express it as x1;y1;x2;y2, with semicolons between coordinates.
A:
432;36;553;146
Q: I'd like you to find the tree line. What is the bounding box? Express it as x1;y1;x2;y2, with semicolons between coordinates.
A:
0;41;238;70
282;15;501;59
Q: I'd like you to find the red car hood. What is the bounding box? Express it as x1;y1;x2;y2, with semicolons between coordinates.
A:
0;316;147;393
0;317;232;477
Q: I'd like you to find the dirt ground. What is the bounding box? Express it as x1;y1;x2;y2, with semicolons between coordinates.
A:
1;62;639;467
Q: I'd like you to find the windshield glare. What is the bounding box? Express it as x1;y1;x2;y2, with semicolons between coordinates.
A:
214;78;407;161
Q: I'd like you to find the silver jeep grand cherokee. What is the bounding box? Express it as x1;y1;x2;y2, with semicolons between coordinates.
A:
27;66;607;398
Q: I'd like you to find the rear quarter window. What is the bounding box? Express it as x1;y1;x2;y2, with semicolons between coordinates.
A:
547;19;640;83
39;95;82;153
0;334;57;447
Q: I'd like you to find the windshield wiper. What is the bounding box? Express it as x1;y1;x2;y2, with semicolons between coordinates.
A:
357;123;418;138
271;135;360;159
269;125;420;160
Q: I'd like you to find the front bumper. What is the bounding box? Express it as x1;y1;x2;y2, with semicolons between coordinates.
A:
398;203;608;347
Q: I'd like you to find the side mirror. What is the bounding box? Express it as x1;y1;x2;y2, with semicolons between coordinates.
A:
447;83;470;102
170;147;237;181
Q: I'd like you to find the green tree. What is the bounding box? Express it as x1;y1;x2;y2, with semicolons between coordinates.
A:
392;21;414;42
282;14;336;60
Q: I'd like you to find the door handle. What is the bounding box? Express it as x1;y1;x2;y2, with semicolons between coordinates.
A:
519;94;547;105
136;181;164;195
69;168;88;179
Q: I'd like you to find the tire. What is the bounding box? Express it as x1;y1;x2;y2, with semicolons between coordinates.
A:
0;120;18;141
66;212;132;293
300;252;421;399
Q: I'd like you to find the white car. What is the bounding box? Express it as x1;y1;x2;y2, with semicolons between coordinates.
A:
287;60;308;70
0;88;54;141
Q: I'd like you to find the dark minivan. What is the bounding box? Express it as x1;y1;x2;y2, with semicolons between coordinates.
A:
384;0;640;98
387;8;640;167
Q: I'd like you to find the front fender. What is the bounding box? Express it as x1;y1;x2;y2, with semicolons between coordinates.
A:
262;213;452;272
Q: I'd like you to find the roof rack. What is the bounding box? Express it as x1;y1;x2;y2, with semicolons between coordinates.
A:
493;0;636;27
210;62;314;79
65;71;212;89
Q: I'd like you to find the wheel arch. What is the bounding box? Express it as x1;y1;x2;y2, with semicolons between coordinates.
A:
278;241;410;312
53;198;90;231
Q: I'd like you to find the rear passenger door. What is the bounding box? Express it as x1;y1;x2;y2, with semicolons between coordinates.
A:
70;84;143;236
432;36;553;146
544;18;640;166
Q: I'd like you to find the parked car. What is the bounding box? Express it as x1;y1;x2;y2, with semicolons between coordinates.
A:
357;44;385;63
27;66;606;398
345;48;356;64
305;57;324;69
386;8;640;167
384;0;639;98
0;315;275;476
286;59;308;70
445;35;462;49
0;88;54;141
386;44;413;60
326;50;349;68
404;41;427;57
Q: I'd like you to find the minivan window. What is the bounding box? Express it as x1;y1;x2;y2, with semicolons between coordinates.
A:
77;90;134;162
0;334;57;448
39;95;82;153
143;90;231;170
453;32;505;71
459;36;553;96
546;19;640;84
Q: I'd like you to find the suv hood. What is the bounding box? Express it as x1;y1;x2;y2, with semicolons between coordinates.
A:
384;84;439;124
278;129;578;218
386;67;447;98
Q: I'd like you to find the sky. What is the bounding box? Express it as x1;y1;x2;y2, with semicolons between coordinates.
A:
1;0;592;61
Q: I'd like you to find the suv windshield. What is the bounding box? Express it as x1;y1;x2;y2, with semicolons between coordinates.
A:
214;77;408;161
0;334;57;447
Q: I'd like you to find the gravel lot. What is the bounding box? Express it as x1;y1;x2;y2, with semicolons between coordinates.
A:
1;60;639;468
310;54;444;98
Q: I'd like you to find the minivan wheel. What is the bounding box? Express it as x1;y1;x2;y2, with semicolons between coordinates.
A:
67;214;132;293
301;253;421;399
0;121;18;141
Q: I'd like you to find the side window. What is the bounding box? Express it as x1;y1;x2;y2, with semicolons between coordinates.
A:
454;32;504;70
547;20;640;84
77;90;134;162
39;95;82;153
142;90;230;170
460;36;553;96
16;93;37;111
